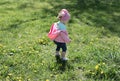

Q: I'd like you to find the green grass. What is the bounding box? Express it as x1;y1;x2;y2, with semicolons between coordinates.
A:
0;0;120;81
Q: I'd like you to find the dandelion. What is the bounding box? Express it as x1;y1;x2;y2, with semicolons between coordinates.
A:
52;69;55;71
91;39;94;41
18;46;22;49
16;77;19;79
28;78;31;81
92;72;95;75
98;63;101;66
46;79;49;81
8;73;12;76
34;70;37;73
42;61;45;64
101;71;104;74
4;65;8;69
50;74;53;77
95;65;99;70
11;49;15;53
41;63;44;65
102;63;105;65
96;38;99;40
90;42;93;45
50;74;54;77
41;61;45;65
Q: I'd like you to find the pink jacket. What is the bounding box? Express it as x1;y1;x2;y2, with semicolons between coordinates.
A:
48;23;70;43
54;30;70;43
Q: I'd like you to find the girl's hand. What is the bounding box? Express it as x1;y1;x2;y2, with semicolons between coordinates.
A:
70;39;72;42
69;39;72;43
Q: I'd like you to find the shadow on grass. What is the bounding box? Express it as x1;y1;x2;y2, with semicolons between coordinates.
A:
57;61;74;72
1;18;37;32
42;0;120;36
48;60;74;73
1;0;120;35
0;1;11;5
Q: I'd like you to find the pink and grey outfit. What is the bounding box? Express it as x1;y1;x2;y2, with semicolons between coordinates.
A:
54;21;70;52
48;9;70;52
54;21;70;43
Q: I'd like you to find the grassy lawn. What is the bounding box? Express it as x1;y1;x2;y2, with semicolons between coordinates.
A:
0;0;120;81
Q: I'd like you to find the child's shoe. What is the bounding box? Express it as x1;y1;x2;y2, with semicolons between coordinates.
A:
55;55;61;63
61;58;68;71
62;57;68;61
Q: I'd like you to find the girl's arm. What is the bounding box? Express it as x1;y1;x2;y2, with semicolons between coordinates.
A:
60;31;71;43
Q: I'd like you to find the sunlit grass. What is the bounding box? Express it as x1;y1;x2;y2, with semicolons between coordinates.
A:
0;0;120;81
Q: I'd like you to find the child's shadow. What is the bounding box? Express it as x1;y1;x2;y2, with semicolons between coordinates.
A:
56;60;74;71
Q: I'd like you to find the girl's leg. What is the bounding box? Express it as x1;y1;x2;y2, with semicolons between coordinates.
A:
54;41;60;55
54;41;61;62
56;44;60;56
61;45;67;70
61;52;68;60
61;43;68;61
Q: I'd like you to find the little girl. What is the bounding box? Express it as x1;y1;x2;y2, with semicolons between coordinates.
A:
48;9;71;63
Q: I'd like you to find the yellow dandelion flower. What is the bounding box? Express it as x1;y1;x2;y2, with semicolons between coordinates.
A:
98;63;101;66
4;65;8;69
90;42;93;45
8;73;12;76
28;78;31;81
18;46;22;49
91;39;94;41
95;65;99;70
102;63;105;65
34;70;37;73
19;77;22;79
50;74;54;77
101;71;104;74
96;38;99;40
41;63;44;65
46;79;49;81
92;72;95;75
16;77;19;79
42;61;45;63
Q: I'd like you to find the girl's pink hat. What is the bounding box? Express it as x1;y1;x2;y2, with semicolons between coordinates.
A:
58;9;70;21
